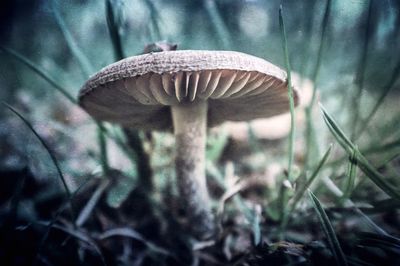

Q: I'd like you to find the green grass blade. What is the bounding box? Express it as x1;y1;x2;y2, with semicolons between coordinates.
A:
251;206;261;246
303;0;331;169
76;179;110;227
322;179;389;236
105;1;153;189
326;136;400;168
51;1;111;174
1;48;111;175
309;190;348;266
52;0;110;174
99;227;172;257
310;0;331;102
37;222;108;266
51;0;93;77
356;57;400;139
0;46;76;104
342;146;358;200
352;206;389;236
341;147;358;201
204;0;232;49
143;0;162;41
35;177;91;264
350;0;373;140
279;4;296;182
320;104;354;152
4;103;71;198
123;129;153;191
97;124;110;174
363;136;400;156
105;0;125;60
362;198;400;214
320;104;400;200
357;232;400;249
356;152;400;196
3;103;88;259
299;1;317;77
291;144;332;210
281;144;333;230
105;0;133;173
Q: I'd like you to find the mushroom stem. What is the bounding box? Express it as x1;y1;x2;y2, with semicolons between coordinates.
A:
171;101;215;239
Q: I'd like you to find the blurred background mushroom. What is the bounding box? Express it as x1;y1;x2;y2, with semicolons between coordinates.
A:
219;72;313;142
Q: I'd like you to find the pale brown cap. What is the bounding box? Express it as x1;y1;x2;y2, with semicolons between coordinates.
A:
79;50;299;130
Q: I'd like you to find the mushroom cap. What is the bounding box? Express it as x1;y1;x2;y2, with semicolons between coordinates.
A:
79;50;299;130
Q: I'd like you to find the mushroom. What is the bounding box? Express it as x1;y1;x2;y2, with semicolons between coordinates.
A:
78;50;299;239
221;72;312;141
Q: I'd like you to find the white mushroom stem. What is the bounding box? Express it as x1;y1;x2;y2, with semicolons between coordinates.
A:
171;101;215;239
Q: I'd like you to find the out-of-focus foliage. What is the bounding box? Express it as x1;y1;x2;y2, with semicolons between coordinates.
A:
0;0;399;265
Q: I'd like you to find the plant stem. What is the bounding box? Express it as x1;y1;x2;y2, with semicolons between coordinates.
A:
97;123;110;174
279;4;296;183
171;101;215;239
123;128;153;191
303;0;331;170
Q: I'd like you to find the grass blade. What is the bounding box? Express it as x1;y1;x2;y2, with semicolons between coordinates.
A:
1;46;111;174
320;103;400;200
4;103;71;197
3;103;86;262
364;137;400;154
51;0;93;77
251;205;262;246
143;0;163;41
321;176;389;236
37;222;107;266
291;144;333;210
123;128;153;191
105;3;152;190
310;0;331;101
105;0;145;177
341;147;358;201
204;0;232;49
35;177;91;265
303;0;331;169
52;0;110;174
0;46;76;104
365;198;400;214
357;232;400;249
99;227;172;257
97;124;110;174
320;104;354;152
105;0;153;190
105;0;125;60
76;179;110;227
309;190;348;266
281;144;333;230
299;1;317;78
350;0;373;140
326;136;400;169
356;57;400;139
279;4;296;182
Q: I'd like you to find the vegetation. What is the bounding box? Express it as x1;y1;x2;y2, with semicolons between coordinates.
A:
0;0;399;265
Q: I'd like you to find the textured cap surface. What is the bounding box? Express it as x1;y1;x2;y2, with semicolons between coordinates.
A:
79;50;299;130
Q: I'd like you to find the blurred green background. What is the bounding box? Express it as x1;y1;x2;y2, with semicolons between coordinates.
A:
0;0;400;265
1;0;399;97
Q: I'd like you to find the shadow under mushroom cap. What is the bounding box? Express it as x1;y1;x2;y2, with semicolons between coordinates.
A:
79;50;299;130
